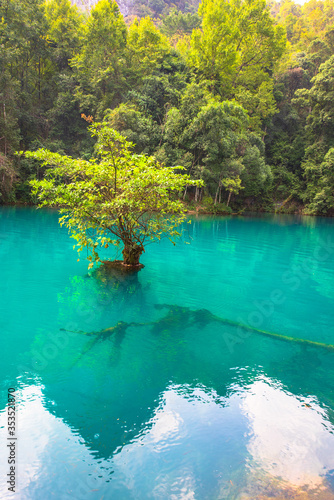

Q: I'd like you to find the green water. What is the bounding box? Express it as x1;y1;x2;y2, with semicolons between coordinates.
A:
1;207;334;500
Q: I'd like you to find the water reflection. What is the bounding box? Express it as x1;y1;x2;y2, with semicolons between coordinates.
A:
0;385;112;500
242;378;334;489
1;378;333;499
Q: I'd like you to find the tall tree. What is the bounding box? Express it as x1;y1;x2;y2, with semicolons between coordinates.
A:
71;0;127;117
188;0;286;95
44;0;83;70
157;83;270;203
127;17;171;79
293;55;334;212
159;9;201;44
0;0;51;148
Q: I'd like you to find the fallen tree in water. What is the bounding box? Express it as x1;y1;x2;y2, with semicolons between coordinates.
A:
61;304;334;365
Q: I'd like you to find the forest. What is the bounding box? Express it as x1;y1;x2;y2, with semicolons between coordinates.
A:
1;0;334;215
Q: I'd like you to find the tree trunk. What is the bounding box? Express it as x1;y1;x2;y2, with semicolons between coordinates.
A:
227;191;232;207
122;243;144;266
214;184;219;205
3;103;6;156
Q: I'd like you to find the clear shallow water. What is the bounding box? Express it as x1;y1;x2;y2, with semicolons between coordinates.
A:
1;207;334;499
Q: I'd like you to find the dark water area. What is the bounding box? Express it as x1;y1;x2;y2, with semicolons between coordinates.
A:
1;207;334;499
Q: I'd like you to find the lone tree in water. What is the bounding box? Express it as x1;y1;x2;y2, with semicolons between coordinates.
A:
26;123;201;268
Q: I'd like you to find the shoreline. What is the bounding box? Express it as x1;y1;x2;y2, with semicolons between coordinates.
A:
0;201;332;217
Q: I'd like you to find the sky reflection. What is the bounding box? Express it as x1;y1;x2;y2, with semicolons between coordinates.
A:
1;378;333;499
242;377;334;489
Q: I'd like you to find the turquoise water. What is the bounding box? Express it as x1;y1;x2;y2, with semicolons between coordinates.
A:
1;207;334;499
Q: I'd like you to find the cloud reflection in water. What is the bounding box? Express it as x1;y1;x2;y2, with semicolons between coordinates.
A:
1;378;334;499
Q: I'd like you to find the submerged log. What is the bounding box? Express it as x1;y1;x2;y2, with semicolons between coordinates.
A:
154;304;334;352
63;321;132;367
62;304;334;366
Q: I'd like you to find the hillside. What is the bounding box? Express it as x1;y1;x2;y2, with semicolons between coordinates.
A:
71;0;199;17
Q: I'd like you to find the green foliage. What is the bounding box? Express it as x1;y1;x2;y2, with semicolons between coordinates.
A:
276;0;334;46
302;148;334;213
290;55;334;213
235;80;278;132
0;154;18;202
159;9;201;40
126;76;181;124
44;0;83;69
123;0;199;19
155;83;270;203
25;124;202;266
71;0;128;116
104;103;160;153
187;0;286;99
304;55;334;145
127;17;171;78
0;0;51;153
3;0;334;214
221;175;244;206
200;195;232;213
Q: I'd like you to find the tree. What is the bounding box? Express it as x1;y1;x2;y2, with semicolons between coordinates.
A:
157;83;270;203
44;0;83;70
276;0;303;43
234;80;278;132
0;0;51;150
127;17;171;79
0;153;18;202
159;9;201;43
46;74;92;157
25;123;202;267
291;55;334;213
187;0;286;97
221;175;244;206
70;0;127;116
303;55;334;145
302;147;334;213
126;72;184;124
104;103;161;154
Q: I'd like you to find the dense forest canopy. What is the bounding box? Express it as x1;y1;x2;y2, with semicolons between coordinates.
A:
1;0;334;214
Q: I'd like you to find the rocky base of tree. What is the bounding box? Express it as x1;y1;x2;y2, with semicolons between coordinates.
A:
93;260;144;285
100;260;144;272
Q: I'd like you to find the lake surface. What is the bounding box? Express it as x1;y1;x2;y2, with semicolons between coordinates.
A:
1;207;334;500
